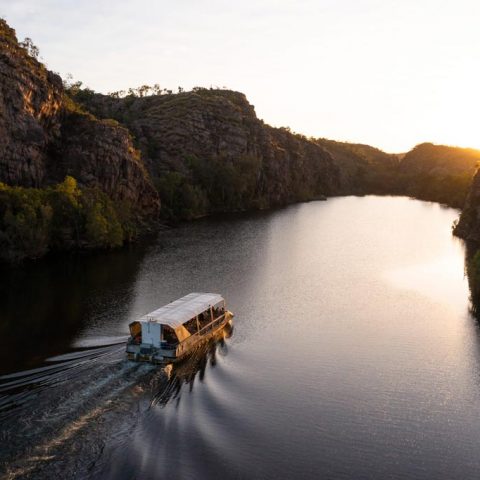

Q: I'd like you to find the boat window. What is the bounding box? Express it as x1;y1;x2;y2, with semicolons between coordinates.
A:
162;326;178;345
129;321;142;344
212;302;225;318
197;309;213;329
183;317;199;334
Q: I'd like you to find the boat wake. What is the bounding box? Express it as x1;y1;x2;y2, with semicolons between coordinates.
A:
0;338;156;479
0;339;127;419
0;327;233;480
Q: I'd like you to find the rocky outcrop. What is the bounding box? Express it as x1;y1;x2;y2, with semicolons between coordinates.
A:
315;138;400;194
53;112;159;214
0;20;63;186
454;169;480;241
261;126;339;204
0;19;159;214
397;143;480;208
317;140;480;209
73;84;480;216
71;88;340;213
399;143;480;177
3;14;479;230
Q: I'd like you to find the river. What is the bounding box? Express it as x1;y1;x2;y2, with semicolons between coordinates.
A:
1;196;480;479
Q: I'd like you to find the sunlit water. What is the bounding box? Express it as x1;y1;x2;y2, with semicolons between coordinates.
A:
1;196;479;479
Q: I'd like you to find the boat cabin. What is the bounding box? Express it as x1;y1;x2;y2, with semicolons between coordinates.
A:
127;292;231;363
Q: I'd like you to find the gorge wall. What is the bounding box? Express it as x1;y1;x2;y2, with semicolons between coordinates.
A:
454;170;480;242
0;19;159;213
317;140;480;208
71;87;480;221
69;88;341;220
2;16;480;263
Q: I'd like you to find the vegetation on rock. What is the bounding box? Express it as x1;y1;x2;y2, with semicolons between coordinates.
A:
398;143;480;208
3;16;480;264
462;246;480;320
68;86;339;221
73;81;479;215
0;18;159;218
318;140;480;208
0;177;138;263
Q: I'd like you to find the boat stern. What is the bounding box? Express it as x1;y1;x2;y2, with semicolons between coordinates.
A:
126;342;178;364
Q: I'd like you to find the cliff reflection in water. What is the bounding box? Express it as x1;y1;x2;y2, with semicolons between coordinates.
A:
464;242;480;320
4;197;480;480
0;244;149;375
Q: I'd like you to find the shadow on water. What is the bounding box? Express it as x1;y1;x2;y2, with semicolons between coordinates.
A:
150;322;234;409
464;241;480;321
6;198;480;480
0;316;234;480
90;323;234;480
0;243;150;376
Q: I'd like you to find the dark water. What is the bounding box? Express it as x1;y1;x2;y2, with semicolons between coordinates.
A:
1;196;480;479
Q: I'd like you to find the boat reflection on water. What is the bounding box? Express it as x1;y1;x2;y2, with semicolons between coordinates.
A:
149;320;234;408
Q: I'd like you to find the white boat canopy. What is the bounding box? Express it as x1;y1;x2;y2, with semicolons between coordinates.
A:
139;293;224;329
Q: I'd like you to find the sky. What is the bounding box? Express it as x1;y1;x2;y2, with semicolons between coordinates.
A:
1;0;480;152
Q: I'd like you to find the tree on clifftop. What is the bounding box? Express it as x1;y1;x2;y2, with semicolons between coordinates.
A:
19;37;39;59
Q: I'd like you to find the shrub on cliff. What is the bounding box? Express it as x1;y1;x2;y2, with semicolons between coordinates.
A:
83;192;124;247
47;175;83;248
0;177;135;262
466;249;480;319
0;184;53;261
155;171;208;220
403;171;473;208
154;155;261;221
188;155;260;210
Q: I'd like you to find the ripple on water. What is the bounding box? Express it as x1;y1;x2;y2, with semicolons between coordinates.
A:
3;197;480;480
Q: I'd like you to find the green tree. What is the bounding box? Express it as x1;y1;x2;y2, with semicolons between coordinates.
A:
0;183;52;261
20;37;39;59
47;176;82;248
82;189;124;247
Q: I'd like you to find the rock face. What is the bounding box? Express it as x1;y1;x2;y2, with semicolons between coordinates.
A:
52;113;158;213
454;169;480;241
0;19;159;214
3;15;479;230
397;143;480;208
260;125;340;204
317;140;480;209
315;138;400;194
399;143;480;177
72;89;340;212
0;20;63;187
73;84;480;217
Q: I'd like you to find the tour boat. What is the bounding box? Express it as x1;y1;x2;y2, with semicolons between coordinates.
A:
126;293;234;364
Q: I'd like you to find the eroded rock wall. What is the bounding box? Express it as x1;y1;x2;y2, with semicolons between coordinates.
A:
0;19;159;215
72;89;340;209
454;169;480;241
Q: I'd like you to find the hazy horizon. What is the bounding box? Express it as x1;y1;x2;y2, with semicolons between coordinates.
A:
2;0;479;153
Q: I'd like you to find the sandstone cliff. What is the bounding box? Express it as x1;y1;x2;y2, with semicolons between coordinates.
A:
70;88;340;219
317;140;479;208
72;81;480;218
3;15;480;261
398;143;480;208
454;169;480;241
0;19;159;214
315;139;400;194
0;20;63;187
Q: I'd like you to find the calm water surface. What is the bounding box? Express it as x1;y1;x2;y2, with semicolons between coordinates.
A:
1;196;479;479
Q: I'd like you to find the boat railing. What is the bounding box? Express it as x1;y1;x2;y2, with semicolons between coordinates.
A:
197;314;225;336
175;314;226;355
